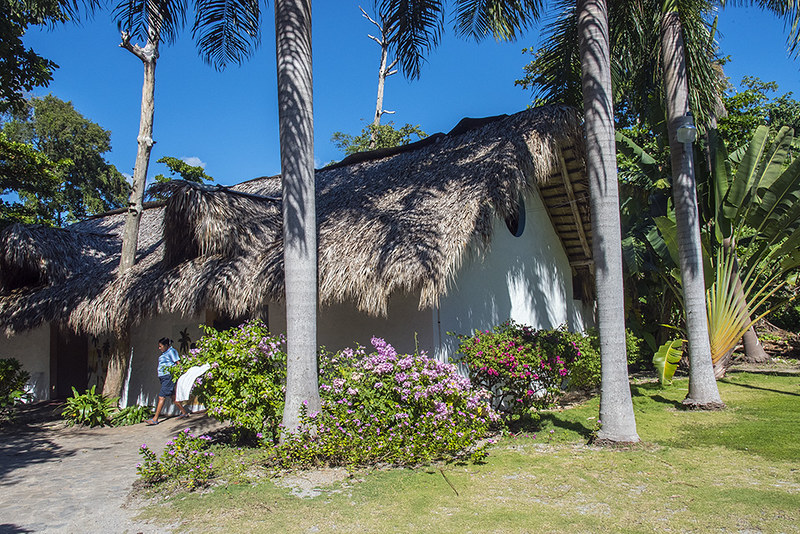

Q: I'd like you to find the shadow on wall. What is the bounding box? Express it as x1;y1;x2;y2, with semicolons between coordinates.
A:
437;231;570;362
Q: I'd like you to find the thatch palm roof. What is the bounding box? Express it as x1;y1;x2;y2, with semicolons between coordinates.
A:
0;105;591;336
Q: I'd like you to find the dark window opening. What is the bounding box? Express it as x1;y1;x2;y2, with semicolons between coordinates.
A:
505;194;526;237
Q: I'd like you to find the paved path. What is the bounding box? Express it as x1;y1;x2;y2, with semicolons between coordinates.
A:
0;409;224;534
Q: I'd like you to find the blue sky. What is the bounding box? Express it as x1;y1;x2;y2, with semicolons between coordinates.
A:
19;3;800;187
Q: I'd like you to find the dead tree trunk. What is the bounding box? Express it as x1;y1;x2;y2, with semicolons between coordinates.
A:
118;27;159;273
361;7;397;149
108;24;159;398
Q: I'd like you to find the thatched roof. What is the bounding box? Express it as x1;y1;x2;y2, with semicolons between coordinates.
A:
0;105;591;336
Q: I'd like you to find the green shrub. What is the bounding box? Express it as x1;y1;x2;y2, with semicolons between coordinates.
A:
137;428;215;489
275;337;498;468
172;320;287;443
61;385;117;427
768;302;800;333
0;358;30;422
567;328;648;389
110;404;154;426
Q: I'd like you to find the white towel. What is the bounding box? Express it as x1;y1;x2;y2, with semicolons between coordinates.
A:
175;363;212;402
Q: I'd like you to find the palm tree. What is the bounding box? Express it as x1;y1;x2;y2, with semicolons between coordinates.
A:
273;0;321;436
660;1;725;408
190;0;320;435
523;0;798;408
379;0;640;442
576;0;640;441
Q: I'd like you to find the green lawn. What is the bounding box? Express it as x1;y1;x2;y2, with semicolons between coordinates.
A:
137;372;800;533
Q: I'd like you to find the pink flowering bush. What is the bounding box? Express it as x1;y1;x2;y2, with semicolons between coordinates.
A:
137;428;215;489
171;320;286;443
276;338;499;468
451;321;596;421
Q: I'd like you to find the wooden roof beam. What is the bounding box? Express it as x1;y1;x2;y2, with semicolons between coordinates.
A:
558;147;592;262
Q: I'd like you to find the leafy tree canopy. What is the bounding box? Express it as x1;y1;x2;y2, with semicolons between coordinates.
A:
153;156;214;185
0;0;66;114
1;94;129;226
148;155;214;200
0;129;66;227
718;76;800;154
331;121;426;157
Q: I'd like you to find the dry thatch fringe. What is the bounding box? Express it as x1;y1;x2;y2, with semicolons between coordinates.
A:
1;105;586;336
150;180;283;267
0;224;117;292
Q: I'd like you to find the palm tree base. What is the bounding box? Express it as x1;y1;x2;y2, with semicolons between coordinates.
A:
681;398;726;410
592;437;641;448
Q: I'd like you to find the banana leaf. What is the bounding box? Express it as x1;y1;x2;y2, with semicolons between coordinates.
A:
653;339;684;386
723;125;769;224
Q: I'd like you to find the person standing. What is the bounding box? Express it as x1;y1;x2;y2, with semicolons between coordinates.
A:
145;337;190;425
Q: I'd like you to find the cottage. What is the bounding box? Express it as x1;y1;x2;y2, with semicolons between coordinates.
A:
0;105;594;408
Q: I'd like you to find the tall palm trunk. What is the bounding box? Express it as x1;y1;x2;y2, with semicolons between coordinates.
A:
660;8;723;408
577;0;639;443
276;0;321;438
106;22;159;399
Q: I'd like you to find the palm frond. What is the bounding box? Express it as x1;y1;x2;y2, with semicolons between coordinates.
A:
516;1;582;108
113;0;187;44
193;0;261;70
453;0;544;41
379;0;444;79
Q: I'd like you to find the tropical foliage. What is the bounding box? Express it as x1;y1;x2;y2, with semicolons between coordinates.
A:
61;386;118;427
0;0;66;114
619;120;800;379
0;357;30;422
330;122;426;157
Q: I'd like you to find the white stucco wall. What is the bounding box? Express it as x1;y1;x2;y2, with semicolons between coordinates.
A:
434;188;587;362
122;312;206;409
1;324;51;400
269;294;433;358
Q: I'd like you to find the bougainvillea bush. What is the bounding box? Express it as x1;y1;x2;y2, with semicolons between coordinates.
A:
137;428;214;490
171;320;286;443
450;321;597;421
276;338;499;468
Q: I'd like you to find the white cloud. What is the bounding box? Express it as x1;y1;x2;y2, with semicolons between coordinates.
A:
181;156;207;169
122;172;133;185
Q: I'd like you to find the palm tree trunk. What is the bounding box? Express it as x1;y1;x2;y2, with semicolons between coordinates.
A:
660;9;724;409
577;0;639;443
276;0;321;439
119;27;158;273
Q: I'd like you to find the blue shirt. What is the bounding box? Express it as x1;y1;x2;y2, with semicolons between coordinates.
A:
158;346;180;376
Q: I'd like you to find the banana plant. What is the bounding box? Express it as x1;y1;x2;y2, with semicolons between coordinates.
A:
618;125;800;381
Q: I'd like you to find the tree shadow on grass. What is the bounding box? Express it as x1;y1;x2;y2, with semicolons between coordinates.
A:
629;383;684;409
719;379;800;397
536;413;593;440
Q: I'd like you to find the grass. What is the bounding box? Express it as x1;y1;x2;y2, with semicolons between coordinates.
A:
135;372;800;533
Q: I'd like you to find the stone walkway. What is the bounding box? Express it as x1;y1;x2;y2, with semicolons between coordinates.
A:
0;405;224;534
